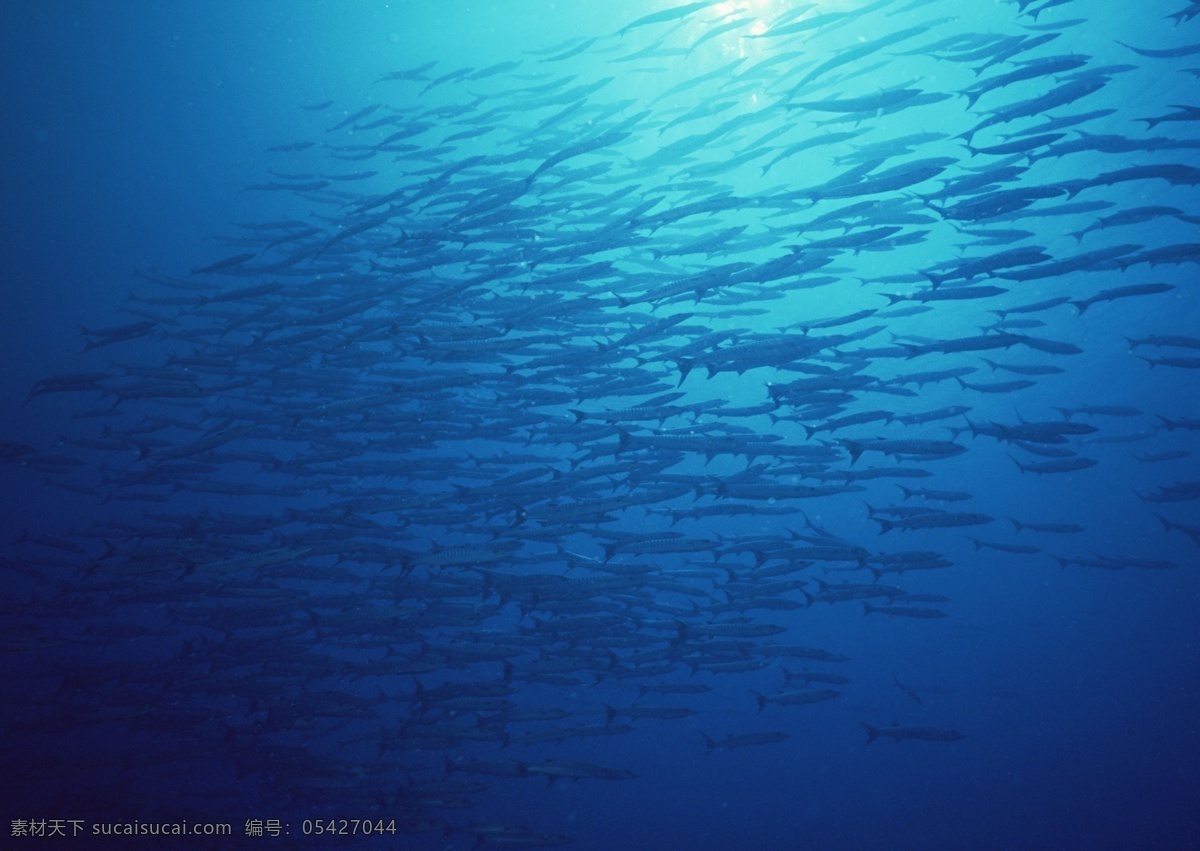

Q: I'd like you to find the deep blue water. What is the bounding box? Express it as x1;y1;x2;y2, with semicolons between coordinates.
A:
2;1;1199;848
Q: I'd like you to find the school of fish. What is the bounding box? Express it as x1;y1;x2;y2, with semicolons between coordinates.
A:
5;0;1200;845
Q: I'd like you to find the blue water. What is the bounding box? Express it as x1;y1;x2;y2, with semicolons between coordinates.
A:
2;1;1199;848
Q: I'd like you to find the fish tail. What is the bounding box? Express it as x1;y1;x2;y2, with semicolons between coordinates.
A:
676;358;694;386
751;691;767;714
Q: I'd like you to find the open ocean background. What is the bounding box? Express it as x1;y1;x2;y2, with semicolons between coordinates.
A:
2;1;1199;848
